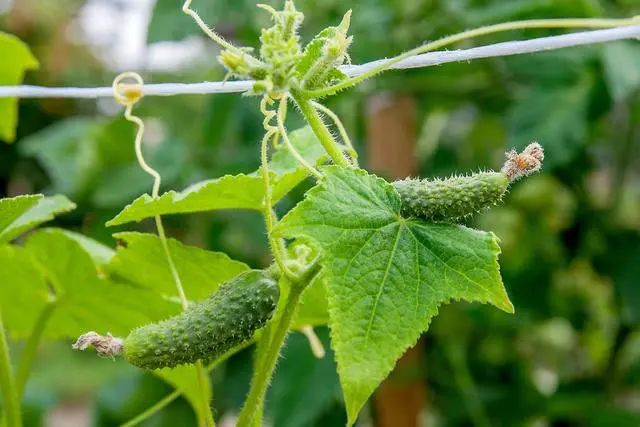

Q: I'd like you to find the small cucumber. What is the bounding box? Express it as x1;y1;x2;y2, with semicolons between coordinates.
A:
393;143;544;221
124;270;279;369
393;172;509;221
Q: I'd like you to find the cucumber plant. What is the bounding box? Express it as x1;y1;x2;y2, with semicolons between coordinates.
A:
1;1;638;426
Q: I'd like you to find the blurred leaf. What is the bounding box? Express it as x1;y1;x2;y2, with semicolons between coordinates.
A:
267;328;340;427
23;229;177;338
589;408;640;427
0;229;176;339
94;372;175;424
147;0;261;43
462;0;597;26
92;132;189;209
19;118;107;196
507;73;593;167
601;42;640;102
58;229;115;266
107;126;324;226
598;234;640;325
504;48;595;86
147;0;218;42
108;232;249;301
511;175;576;232
0;244;49;338
0;194;75;243
19;117;186;206
274;167;512;425
0;32;38;142
153;364;211;427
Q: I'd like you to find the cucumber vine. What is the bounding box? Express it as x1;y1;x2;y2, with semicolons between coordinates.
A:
1;2;639;427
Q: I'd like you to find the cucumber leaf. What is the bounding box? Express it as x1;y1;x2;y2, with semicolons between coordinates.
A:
0;229;176;339
0;194;76;243
274;167;512;425
107;126;325;226
108;232;249;301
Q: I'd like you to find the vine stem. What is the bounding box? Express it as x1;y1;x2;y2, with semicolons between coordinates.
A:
0;312;21;427
292;92;349;167
310;100;358;166
303;16;640;98
277;96;323;178
14;301;56;398
116;75;215;427
236;282;305;427
120;390;180;427
259;95;299;282
181;0;262;69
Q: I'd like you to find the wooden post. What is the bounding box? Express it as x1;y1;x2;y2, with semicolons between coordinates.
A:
366;92;427;427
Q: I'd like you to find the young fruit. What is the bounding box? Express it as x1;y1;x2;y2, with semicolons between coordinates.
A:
74;270;279;369
393;172;509;221
393;143;544;221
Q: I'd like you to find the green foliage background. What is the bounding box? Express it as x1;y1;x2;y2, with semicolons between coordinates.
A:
1;0;640;425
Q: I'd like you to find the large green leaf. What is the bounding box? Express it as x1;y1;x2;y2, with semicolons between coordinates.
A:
106;174;266;226
108;232;249;301
0;194;76;243
0;229;177;339
0;32;38;142
107;126;325;226
25;229;178;338
274;167;512;425
0;245;49;337
58;229;115;266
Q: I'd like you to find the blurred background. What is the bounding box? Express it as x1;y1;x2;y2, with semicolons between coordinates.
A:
2;0;640;426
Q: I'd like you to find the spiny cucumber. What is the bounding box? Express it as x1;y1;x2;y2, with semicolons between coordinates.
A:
393;143;544;221
73;270;279;369
394;172;509;221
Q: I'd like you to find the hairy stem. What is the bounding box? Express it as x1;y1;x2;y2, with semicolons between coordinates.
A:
182;0;263;69
277;96;322;178
293;92;349;167
120;390;180;427
258;98;300;281
310;101;358;166
15;301;56;398
236;282;305;427
0;313;21;427
195;360;215;427
304;17;640;98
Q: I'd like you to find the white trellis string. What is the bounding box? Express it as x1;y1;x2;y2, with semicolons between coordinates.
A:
1;25;639;99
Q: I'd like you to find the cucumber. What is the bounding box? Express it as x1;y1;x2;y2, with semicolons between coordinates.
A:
124;270;279;369
393;143;545;221
393;172;510;221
